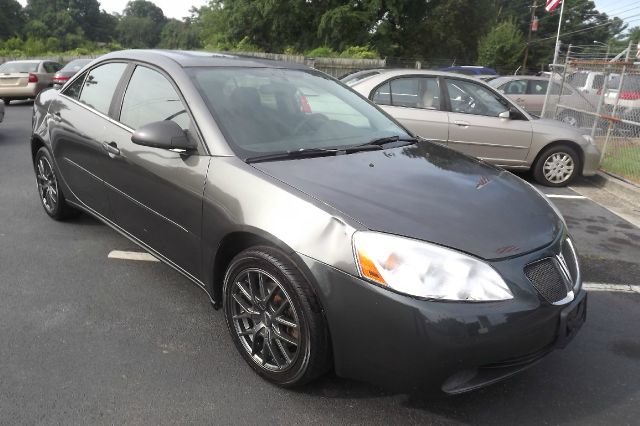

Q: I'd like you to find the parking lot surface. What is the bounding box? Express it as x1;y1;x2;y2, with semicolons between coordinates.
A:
1;102;639;425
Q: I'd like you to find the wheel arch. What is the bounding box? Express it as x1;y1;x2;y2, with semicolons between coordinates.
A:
209;228;327;316
532;139;584;173
30;135;46;166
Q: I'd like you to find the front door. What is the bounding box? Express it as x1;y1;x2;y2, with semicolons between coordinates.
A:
444;78;533;166
100;65;208;278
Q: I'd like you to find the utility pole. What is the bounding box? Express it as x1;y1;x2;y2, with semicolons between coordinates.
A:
522;0;537;74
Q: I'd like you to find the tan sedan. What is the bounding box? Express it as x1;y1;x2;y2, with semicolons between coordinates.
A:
0;60;63;104
348;69;600;186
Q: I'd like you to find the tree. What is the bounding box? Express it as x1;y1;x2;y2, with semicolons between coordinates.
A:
0;0;24;40
159;18;202;50
120;0;167;47
478;19;525;73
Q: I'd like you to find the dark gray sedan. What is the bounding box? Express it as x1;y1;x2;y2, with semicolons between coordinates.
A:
31;50;586;394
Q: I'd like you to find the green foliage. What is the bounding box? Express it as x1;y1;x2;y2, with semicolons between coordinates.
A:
339;46;379;59
306;47;338;58
477;19;525;74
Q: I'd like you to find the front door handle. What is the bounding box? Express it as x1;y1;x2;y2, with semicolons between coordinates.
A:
102;141;120;157
453;120;469;127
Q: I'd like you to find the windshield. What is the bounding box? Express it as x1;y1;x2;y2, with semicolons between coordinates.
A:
189;67;409;158
0;62;38;73
61;59;91;72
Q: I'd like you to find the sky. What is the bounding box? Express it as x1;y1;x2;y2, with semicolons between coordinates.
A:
593;0;639;27
16;0;210;20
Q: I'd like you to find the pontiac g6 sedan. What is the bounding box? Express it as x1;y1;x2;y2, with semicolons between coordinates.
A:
31;50;586;394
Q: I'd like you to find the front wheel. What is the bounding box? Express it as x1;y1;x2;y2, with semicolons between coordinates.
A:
533;145;581;187
223;246;331;387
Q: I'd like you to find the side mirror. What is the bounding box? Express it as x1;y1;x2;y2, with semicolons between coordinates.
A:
498;110;510;119
498;89;505;94
131;120;196;151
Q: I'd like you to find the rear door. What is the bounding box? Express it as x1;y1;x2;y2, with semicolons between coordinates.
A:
100;64;209;277
370;76;449;143
525;79;548;115
444;78;533;165
50;62;128;219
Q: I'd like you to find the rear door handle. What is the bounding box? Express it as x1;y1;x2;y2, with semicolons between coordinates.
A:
453;120;469;127
102;141;120;157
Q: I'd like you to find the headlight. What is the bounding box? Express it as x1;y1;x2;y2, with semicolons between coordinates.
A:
353;232;513;301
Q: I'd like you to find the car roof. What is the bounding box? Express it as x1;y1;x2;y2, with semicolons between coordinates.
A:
354;68;486;80
3;59;43;64
97;49;311;70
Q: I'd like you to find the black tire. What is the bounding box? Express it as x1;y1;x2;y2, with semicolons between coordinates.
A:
533;144;581;187
2;98;12;105
34;147;77;220
223;246;331;387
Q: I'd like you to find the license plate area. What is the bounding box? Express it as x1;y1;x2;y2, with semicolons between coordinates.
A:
557;291;587;348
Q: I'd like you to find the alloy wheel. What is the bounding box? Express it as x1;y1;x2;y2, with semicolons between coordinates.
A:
543;152;575;184
36;155;58;214
561;115;578;127
230;268;301;372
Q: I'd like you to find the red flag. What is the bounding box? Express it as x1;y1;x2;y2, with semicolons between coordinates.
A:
545;0;562;13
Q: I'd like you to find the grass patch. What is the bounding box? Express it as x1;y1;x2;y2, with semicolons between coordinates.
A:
601;144;640;184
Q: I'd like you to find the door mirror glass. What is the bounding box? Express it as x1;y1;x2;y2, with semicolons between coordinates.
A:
498;110;510;119
131;120;196;151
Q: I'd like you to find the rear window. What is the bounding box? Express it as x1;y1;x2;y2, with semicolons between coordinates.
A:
0;62;38;73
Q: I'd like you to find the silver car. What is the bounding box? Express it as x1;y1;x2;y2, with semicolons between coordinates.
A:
0;60;63;105
349;69;600;186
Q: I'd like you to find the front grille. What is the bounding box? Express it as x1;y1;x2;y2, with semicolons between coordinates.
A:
524;258;570;303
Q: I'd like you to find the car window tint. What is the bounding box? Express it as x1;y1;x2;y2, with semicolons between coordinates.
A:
390;78;420;107
592;75;604;90
120;66;189;130
504;80;527;95
62;71;87;100
79;63;127;115
527;80;548;95
567;73;587;87
43;62;56;73
372;82;391;105
445;79;508;117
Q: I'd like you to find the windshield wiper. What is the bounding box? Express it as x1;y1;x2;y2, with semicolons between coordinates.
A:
351;135;420;150
246;147;341;163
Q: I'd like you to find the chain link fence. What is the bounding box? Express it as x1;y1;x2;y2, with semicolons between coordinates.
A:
541;42;640;184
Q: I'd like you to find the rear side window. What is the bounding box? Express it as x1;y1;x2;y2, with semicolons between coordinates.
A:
79;63;127;115
372;77;440;109
120;66;189;130
527;80;548;95
43;62;63;73
62;72;87;100
372;82;391;105
503;80;527;95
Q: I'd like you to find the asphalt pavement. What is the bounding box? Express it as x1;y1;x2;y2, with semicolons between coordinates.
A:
1;102;639;425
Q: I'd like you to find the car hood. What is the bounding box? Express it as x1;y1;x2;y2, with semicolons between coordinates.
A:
252;142;562;261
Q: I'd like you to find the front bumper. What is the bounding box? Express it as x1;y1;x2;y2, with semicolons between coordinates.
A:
582;141;601;176
300;237;586;394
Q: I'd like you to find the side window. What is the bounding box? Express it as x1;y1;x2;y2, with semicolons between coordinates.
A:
390;78;420;107
592;75;604;90
79;63;127;115
503;80;527;95
371;82;391;105
445;79;508;117
527;80;548;95
62;71;87;100
120;66;190;130
43;62;55;73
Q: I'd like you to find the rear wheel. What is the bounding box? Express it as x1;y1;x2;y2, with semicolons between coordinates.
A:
223;246;331;387
34;147;77;220
533;145;581;187
558;111;580;128
2;98;12;105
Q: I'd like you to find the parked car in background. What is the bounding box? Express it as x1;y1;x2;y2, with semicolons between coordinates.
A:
31;50;586;394
0;60;62;104
603;74;640;137
439;66;499;81
52;58;93;88
340;69;383;86
489;75;596;127
350;69;600;186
